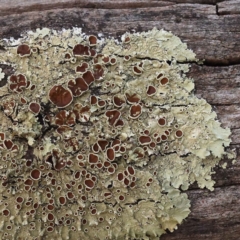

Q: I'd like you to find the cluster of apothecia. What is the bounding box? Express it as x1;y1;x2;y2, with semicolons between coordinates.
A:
0;28;233;240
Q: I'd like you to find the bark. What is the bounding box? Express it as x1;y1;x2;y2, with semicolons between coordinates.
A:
0;0;239;239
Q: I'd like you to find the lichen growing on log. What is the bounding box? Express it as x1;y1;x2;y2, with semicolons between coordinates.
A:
0;28;234;240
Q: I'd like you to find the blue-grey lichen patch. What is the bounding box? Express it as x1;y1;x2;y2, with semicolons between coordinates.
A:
0;28;234;240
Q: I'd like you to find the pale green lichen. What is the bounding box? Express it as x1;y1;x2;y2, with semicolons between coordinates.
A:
0;28;234;240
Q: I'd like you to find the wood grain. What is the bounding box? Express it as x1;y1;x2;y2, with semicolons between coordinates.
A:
0;0;239;239
1;3;240;66
162;185;240;240
218;0;240;15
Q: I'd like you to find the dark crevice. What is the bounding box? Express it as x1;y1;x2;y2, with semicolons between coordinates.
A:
187;182;240;192
3;112;14;124
107;181;113;189
0;94;10;99
0;45;6;51
12;136;29;146
174;1;224;5
116;54;172;65
218;12;240;16
230;127;240;130
177;60;201;65
230;143;240;146
125;198;155;206
81;130;90;136
45;155;54;170
216;3;219;15
162;151;177;156
212;103;239;107
187;59;240;68
172;104;193;107
203;58;240;67
135;56;166;62
180;152;191;158
40;102;53;115
214;183;240;189
76;120;93;127
36;113;44;126
0;64;15;87
39;125;57;139
203;102;240;108
22;145;35;161
104;53;240;68
89;85;109;96
165;229;172;234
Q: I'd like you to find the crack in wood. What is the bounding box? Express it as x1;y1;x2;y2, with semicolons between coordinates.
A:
204;58;240;67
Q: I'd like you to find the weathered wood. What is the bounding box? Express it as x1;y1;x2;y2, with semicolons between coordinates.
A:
191;64;240;106
231;129;240;145
218;0;240;15
162;186;240;240
0;0;175;16
0;0;239;239
1;3;240;66
0;0;226;14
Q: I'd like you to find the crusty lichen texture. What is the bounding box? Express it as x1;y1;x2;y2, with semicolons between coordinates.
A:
0;28;233;240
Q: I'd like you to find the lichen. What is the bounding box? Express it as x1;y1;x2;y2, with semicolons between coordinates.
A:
0;28;234;240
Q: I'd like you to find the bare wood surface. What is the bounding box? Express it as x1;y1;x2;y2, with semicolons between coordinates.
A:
0;0;226;13
218;0;240;15
0;0;240;239
162;185;240;240
1;3;240;66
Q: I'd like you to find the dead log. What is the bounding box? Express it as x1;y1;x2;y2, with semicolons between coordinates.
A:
0;0;240;239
